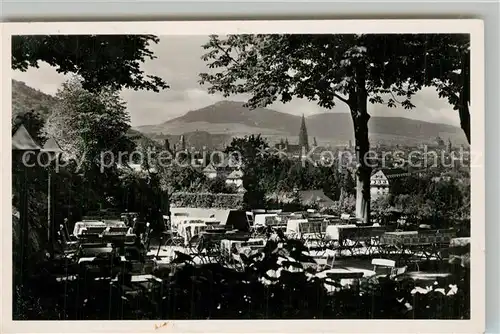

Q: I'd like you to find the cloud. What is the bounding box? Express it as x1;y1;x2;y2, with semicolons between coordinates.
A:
11;35;461;127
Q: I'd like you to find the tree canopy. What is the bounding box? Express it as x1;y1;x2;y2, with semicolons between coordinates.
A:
44;77;134;170
224;135;269;208
12;35;169;92
199;34;443;222
420;34;470;143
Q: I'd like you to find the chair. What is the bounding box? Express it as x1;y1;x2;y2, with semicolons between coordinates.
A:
63;220;78;242
59;225;79;250
390;265;408;278
108;226;129;234
325;250;336;268
372;258;396;276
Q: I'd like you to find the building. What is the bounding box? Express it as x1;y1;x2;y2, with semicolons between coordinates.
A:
370;170;391;200
298;190;336;209
175;135;186;151
202;155;241;179
370;168;411;200
298;114;309;153
266;189;336;210
225;169;244;188
202;164;218;179
274;114;315;158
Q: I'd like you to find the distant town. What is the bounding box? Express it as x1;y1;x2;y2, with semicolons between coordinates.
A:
11;33;472;322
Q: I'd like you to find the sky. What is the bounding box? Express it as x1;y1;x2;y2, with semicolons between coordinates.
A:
12;35;461;127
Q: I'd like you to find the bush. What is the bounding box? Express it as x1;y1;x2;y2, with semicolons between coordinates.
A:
15;238;470;320
171;192;244;209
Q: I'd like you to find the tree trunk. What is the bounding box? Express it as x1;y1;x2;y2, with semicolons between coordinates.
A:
350;67;372;224
353;112;371;224
458;50;471;144
458;103;470;144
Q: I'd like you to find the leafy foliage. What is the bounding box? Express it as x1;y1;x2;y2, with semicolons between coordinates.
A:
12;109;46;143
14;237;470;320
224;135;269;209
200;34;425;110
157;164;207;196
12;35;169;92
44;77;134;170
170;192;244;209
389;177;467;227
413;34;470;143
330;194;357;216
205;175;237;194
199;34;446;222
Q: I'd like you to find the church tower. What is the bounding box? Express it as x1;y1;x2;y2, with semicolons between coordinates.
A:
179;135;186;151
298;114;309;152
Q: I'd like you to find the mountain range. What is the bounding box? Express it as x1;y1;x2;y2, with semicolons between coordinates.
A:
11;80;468;149
136;101;468;147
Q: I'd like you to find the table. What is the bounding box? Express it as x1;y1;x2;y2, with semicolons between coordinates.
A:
324;269;365;279
380;230;456;265
448;237;470;268
334;226;387;256
317;267;369;292
73;221;106;236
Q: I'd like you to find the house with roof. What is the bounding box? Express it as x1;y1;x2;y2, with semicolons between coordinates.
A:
202;164;218;179
202;154;242;179
370;168;412;200
225;169;244;188
298;190;336;209
265;189;335;210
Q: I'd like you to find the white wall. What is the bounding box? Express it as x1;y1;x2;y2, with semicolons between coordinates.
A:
226;178;243;187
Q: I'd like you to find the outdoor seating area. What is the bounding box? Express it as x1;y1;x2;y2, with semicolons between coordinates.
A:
46;205;469;294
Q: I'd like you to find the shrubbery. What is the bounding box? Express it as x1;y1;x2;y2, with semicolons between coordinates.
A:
14;237;470;320
171;192;244;209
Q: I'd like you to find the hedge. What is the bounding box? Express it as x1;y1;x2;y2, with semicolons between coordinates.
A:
171;192;244;209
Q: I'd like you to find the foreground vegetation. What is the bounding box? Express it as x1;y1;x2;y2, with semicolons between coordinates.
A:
14;238;470;320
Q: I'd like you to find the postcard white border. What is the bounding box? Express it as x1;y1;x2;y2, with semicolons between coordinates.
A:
1;20;485;334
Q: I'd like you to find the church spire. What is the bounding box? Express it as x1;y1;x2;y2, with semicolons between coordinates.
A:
298;114;309;152
179;134;186;150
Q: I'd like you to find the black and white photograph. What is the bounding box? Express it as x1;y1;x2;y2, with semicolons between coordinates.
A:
3;20;484;333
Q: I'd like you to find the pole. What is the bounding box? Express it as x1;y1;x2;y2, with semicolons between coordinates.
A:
20;164;29;284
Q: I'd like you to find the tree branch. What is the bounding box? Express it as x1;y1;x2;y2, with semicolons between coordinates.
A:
213;40;240;67
333;93;349;105
389;91;403;105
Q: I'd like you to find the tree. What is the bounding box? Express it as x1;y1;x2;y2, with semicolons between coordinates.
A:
416;35;470;143
224;134;268;165
12;109;45;143
200;34;427;223
224;135;269;208
43;77;135;209
44;77;134;169
371;194;392;223
389;175;431;196
157;164;207;197
424;179;464;224
12;35;168;92
331;194;356;215
340;170;356;198
206;175;235;194
311;165;341;200
394;194;433;225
